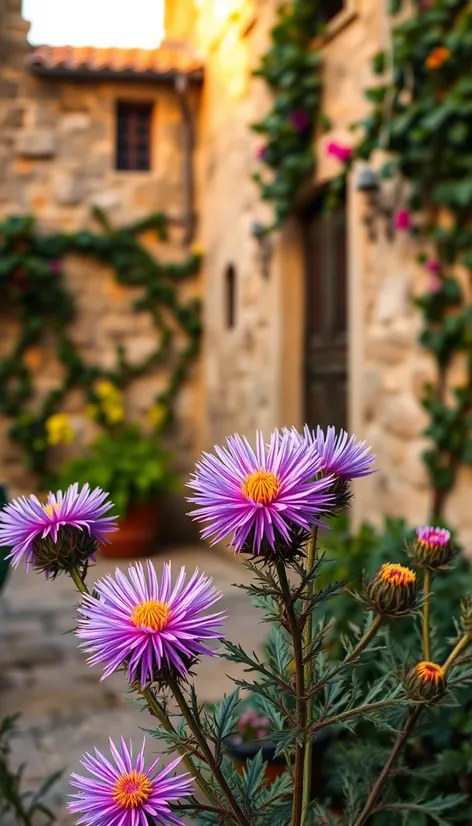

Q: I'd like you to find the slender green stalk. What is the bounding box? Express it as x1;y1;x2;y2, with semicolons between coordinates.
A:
443;633;471;674
422;568;431;660
141;687;220;806
170;679;250;826
314;698;403;732
352;706;421;826
301;526;317;826
276;561;305;826
70;567;89;595
345;615;383;665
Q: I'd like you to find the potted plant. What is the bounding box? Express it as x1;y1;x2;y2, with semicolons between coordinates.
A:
225;698;331;793
54;383;178;558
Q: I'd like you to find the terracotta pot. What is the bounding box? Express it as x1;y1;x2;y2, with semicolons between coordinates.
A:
226;731;331;793
101;500;159;559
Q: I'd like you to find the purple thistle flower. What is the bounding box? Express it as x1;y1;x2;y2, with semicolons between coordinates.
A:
0;483;117;572
301;425;376;480
187;430;335;554
69;737;192;826
416;526;451;549
77;560;224;686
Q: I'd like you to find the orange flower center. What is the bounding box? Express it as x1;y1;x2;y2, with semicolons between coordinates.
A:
415;661;444;684
241;470;280;504
131;599;171;631
426;47;450;69
379;563;416;587
113;770;152;809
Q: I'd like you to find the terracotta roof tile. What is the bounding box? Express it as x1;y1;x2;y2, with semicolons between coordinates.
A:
27;43;203;81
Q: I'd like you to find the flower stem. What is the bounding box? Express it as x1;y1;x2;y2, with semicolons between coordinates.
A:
352;706;421;826
141;686;219;806
344;615;383;664
169;679;250;826
443;633;471;674
422;568;431;660
70;567;89;595
276;561;305;826
301;526;317;826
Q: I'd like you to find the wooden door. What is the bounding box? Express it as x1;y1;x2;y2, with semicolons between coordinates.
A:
302;197;348;432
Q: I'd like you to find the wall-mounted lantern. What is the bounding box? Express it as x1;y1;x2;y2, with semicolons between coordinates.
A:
356;166;403;243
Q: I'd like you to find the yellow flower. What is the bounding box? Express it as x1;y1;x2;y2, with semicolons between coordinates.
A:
147;403;167;430
94;382;125;425
406;660;446;704
426;47;450;70
415;661;444;686
191;244;204;258
85;404;99;421
45;413;75;446
97;381;119;400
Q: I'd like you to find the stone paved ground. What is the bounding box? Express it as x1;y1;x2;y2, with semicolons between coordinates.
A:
0;547;267;825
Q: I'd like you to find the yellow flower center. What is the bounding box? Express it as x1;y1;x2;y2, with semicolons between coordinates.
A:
43;502;59;518
415;661;444;685
379;563;416;587
241;470;281;504
113;770;152;809
131;599;171;631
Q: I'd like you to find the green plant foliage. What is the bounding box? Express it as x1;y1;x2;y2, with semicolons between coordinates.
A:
351;0;472;518
315;515;472;824
252;1;325;232
0;714;62;825
0;210;202;484
56;424;178;518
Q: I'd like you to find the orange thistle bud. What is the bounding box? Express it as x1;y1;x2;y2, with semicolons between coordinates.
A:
365;563;417;618
425;47;450;70
406;660;446;704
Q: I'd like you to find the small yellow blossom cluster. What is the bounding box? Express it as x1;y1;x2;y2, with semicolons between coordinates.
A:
147;403;167;431
86;381;125;426
45;413;75;446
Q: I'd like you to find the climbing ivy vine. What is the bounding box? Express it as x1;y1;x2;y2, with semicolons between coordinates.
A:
0;208;202;484
252;0;326;232
353;0;472;518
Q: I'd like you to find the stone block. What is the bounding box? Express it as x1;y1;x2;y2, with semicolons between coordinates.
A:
1;103;24;128
59;113;92;133
16;129;56;158
379;392;428;441
53;172;84;206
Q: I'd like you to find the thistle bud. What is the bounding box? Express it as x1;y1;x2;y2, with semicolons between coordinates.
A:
32;526;99;579
409;526;454;571
365;562;417;618
406;661;446;704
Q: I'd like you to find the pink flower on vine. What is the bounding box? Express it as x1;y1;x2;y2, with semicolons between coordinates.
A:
425;258;441;273
395;209;411;231
427;275;442;294
289;108;311;132
326;142;352;163
49;260;61;275
257;145;268;162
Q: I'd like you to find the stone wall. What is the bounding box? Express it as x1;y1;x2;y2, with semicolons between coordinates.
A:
192;0;472;542
0;1;202;537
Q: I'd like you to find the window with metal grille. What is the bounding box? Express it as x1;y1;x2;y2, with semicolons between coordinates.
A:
318;0;345;24
116;102;152;171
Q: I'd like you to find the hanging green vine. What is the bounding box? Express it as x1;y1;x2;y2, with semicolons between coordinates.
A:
0;208;202;483
351;0;472;518
252;0;327;233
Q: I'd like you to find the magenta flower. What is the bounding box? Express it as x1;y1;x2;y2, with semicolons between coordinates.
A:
395;209;411;231
326;141;353;163
289;108;311;131
257;145;268;161
69;737;192;826
425;258;441;273
187;430;334;554
77;560;224;685
299;425;375;480
427;275;442;294
0;484;117;571
417;526;451;550
49;259;61;275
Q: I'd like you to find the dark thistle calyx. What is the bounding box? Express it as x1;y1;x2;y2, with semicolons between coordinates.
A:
32;525;98;579
408;526;455;571
405;661;447;705
239;524;311;563
365;563;417;618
